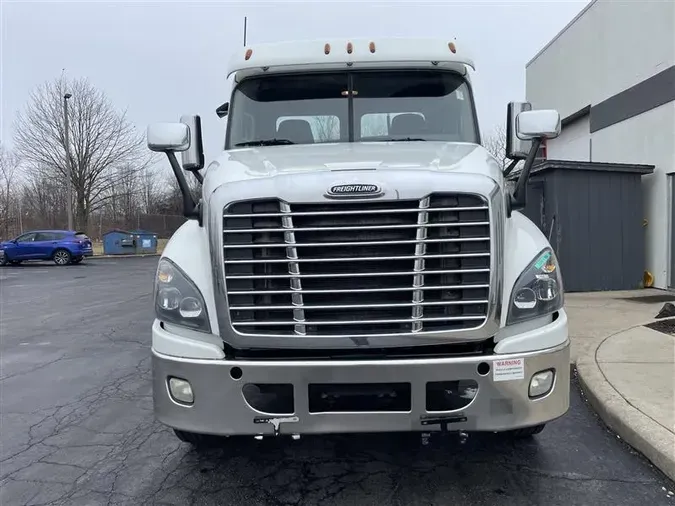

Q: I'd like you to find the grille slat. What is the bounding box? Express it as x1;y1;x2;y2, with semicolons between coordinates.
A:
233;315;488;326
224;237;491;249
232;300;490;310
224;253;489;264
227;268;489;279
227;284;490;295
223;194;491;337
224;205;487;218
226;222;490;234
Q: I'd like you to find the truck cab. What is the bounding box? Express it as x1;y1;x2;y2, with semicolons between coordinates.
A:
147;37;569;446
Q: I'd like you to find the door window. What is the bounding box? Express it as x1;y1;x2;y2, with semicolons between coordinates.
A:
15;233;36;243
34;232;58;241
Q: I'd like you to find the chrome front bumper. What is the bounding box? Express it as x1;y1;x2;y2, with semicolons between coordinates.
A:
152;340;570;436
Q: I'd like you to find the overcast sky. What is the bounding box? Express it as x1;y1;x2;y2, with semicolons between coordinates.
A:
1;0;588;161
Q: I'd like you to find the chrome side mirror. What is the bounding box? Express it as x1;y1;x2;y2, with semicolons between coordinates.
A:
505;102;532;160
147;123;190;152
179;115;205;171
516;110;562;140
146;121;200;222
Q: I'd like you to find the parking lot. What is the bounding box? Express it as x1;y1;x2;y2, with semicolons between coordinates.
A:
0;257;672;505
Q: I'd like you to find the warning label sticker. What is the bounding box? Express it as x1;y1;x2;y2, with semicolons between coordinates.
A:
493;358;525;382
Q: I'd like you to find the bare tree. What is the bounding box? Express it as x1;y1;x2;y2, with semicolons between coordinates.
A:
312;116;340;142
0;143;21;239
139;166;163;214
361;114;389;137
482;124;508;169
13;75;151;230
21;172;67;231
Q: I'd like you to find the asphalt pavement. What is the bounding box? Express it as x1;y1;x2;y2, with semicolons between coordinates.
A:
1;257;673;506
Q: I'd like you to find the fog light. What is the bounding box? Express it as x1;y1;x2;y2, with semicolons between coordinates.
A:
529;369;555;398
168;377;194;404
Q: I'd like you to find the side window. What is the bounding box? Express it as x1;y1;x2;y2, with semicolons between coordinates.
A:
276;115;340;143
35;232;60;241
16;233;36;243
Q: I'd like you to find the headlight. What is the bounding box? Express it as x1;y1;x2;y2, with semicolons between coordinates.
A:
507;248;563;325
154;258;211;332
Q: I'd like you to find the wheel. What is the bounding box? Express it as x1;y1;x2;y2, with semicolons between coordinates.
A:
504;424;546;438
0;256;6;266
52;249;72;266
173;429;222;447
71;257;83;264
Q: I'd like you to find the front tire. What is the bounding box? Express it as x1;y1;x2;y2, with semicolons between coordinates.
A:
53;249;72;266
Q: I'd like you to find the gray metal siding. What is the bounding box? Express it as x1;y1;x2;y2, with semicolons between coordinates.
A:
518;163;650;292
546;173;559;251
589;65;675;133
553;170;645;292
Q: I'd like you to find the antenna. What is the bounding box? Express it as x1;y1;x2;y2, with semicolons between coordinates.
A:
243;16;247;46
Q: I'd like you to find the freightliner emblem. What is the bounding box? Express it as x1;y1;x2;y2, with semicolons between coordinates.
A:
325;184;383;199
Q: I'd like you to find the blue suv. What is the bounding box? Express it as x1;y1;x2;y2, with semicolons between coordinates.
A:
0;230;94;266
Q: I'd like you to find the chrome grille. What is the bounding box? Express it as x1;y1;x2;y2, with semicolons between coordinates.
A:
223;194;491;337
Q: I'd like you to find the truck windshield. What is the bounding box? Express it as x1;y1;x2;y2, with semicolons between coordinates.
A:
226;70;479;148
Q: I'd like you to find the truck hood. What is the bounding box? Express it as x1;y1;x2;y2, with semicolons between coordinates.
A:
204;141;503;193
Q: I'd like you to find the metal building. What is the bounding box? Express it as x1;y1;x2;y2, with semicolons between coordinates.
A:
525;0;675;290
519;160;654;292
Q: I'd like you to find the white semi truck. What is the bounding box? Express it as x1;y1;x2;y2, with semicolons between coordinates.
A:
147;37;569;446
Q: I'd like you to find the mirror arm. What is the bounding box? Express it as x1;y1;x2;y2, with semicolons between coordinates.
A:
189;170;204;185
165;151;200;221
502;159;519;177
509;136;543;211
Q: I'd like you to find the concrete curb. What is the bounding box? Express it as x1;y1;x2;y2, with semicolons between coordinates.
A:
576;325;675;482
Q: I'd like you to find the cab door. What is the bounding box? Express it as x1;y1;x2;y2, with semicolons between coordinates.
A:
11;232;38;259
32;232;60;259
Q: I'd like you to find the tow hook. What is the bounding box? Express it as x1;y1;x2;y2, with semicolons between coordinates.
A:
419;413;469;446
253;433;301;441
420;430;470;446
253;415;300;436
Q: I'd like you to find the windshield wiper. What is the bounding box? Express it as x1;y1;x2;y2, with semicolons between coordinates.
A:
235;139;295;147
387;137;427;142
